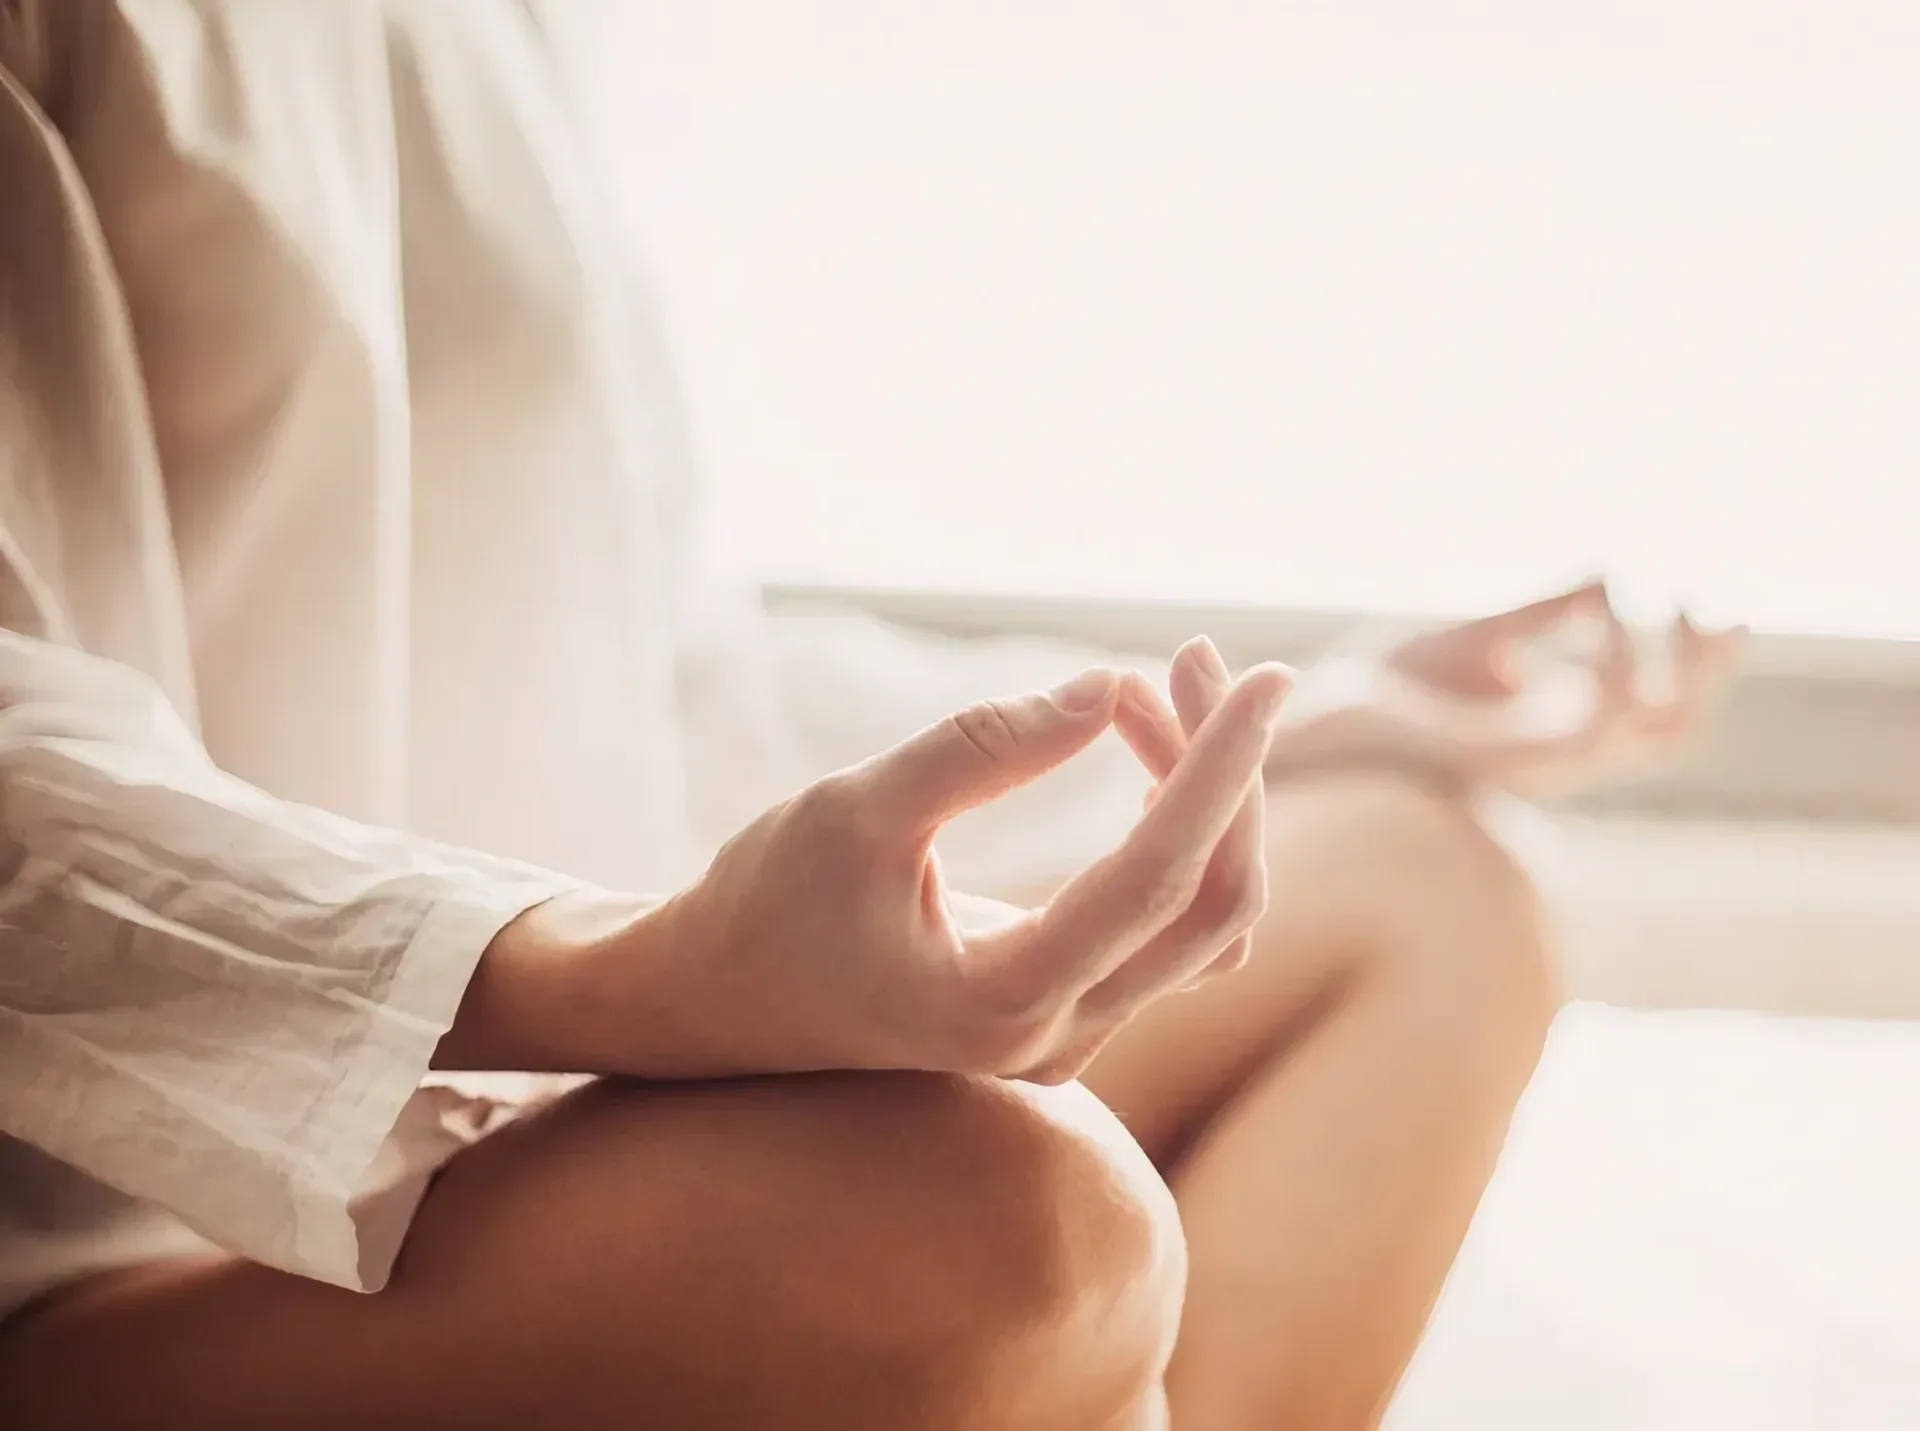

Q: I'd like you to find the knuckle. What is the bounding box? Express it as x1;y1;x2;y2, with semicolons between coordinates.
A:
795;773;864;835
1128;848;1203;923
949;700;1022;765
792;773;893;857
1142;872;1195;925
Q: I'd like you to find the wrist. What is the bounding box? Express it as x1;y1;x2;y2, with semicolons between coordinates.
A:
435;889;668;1073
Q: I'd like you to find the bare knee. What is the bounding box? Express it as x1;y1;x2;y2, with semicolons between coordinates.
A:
1265;771;1560;1046
883;1074;1186;1426
406;1070;1184;1429
0;1076;1180;1431
672;1070;1187;1428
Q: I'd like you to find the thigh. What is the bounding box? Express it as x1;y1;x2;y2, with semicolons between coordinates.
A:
1079;773;1544;1165
1077;774;1554;1426
1;1072;1178;1431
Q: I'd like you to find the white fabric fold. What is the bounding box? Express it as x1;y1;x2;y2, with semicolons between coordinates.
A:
0;631;577;1298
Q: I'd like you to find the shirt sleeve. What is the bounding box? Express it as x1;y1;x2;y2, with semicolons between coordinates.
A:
0;628;581;1290
0;13;586;1291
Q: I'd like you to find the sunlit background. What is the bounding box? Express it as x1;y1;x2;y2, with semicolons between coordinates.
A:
582;1;1920;637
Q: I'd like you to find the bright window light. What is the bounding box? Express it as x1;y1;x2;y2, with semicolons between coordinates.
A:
585;2;1920;638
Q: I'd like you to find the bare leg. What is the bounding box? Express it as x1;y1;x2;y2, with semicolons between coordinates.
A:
2;1073;1184;1431
1078;772;1558;1430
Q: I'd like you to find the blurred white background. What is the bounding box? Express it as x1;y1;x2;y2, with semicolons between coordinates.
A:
578;1;1920;637
563;20;1920;1422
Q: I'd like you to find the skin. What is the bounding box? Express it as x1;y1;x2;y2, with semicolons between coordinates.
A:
0;582;1741;1429
1083;767;1557;1430
0;1073;1185;1431
433;659;1294;1087
1068;585;1742;1430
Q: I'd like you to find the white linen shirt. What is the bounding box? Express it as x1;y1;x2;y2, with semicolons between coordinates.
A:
0;630;585;1300
0;0;1167;1317
0;0;706;1312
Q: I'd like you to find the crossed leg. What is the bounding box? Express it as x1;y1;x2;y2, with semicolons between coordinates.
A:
0;1073;1183;1431
1079;771;1559;1431
2;772;1550;1431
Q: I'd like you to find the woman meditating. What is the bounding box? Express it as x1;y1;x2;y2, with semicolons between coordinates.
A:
0;4;1739;1426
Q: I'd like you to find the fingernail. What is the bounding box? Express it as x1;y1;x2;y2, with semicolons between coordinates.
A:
1246;663;1294;723
1049;667;1115;714
1192;635;1231;686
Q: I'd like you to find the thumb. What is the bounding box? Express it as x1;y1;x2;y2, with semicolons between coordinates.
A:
854;668;1120;837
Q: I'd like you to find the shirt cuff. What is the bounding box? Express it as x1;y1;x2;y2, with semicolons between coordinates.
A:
290;871;578;1292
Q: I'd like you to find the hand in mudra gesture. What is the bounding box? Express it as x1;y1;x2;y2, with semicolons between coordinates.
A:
1260;580;1747;799
608;655;1291;1084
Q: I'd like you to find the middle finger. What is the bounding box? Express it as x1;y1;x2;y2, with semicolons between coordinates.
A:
1165;639;1266;978
1013;660;1289;1000
1080;641;1273;1018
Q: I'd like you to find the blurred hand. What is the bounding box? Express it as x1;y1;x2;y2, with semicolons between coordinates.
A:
559;660;1289;1084
1263;580;1746;799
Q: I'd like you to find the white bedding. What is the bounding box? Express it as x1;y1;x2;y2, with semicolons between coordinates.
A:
1387;1004;1920;1430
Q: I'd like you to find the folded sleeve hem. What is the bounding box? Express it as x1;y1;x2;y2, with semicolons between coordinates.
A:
288;873;581;1291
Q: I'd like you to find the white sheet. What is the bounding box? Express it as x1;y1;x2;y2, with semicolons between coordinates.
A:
1388;1004;1920;1430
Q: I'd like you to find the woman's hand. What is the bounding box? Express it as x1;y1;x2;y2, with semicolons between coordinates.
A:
499;661;1291;1085
1264;580;1746;800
